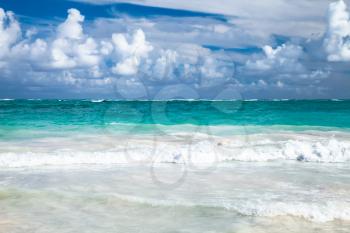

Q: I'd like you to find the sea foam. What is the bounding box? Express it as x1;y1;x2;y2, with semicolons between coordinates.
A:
1;132;350;167
109;193;350;222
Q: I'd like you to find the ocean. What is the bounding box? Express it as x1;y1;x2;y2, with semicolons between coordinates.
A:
1;99;350;232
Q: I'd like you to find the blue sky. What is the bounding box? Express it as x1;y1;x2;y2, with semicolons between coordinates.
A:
0;0;350;99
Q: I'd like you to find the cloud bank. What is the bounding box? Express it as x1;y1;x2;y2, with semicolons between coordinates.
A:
0;0;350;99
324;0;350;61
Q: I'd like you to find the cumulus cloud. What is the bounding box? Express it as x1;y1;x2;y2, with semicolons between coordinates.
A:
243;43;329;90
138;44;235;89
50;37;100;69
0;6;239;98
0;3;347;99
6;8;101;73
0;8;21;59
324;0;350;62
110;42;237;98
151;49;178;81
0;8;108;94
50;9;101;70
57;8;84;39
245;44;304;73
111;29;153;75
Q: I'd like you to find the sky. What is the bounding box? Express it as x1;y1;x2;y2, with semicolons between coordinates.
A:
0;0;350;99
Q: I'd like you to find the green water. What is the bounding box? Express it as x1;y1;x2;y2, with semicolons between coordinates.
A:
0;100;349;129
1;100;350;232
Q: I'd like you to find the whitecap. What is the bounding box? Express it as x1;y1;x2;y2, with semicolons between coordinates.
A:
91;99;105;103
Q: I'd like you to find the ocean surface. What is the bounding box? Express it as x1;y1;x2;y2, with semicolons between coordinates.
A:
1;99;350;232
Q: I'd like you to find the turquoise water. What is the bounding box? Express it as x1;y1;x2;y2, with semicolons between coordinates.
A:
1;100;350;232
1;99;350;164
1;100;350;129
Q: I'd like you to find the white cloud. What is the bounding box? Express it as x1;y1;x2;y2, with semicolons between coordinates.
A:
138;43;235;88
243;43;330;89
90;16;267;49
74;0;342;39
8;9;101;71
57;8;84;39
151;49;177;81
0;8;21;59
111;29;153;75
50;37;100;69
0;3;343;99
324;0;350;61
0;8;107;94
0;7;237;97
6;7;230;86
246;44;304;73
50;9;101;69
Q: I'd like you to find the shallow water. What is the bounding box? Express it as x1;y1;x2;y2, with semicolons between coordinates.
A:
1;100;350;232
1;163;350;233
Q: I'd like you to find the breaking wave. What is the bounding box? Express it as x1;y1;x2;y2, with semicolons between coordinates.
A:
1;133;350;167
107;193;350;222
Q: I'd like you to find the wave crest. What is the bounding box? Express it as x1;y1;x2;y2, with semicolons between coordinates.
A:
1;135;350;167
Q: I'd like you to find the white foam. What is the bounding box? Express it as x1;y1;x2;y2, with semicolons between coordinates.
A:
1;133;350;167
228;200;350;222
90;99;105;103
108;193;350;222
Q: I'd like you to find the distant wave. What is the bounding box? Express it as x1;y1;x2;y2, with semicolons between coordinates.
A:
91;99;105;103
1;99;348;102
272;99;290;101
